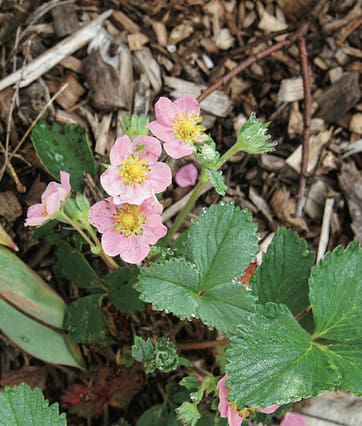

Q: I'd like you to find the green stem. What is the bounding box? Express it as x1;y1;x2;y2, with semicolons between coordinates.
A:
215;143;242;169
166;170;209;243
60;211;119;271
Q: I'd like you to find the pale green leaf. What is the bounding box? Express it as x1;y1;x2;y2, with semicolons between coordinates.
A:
0;383;66;426
0;247;84;369
205;169;227;196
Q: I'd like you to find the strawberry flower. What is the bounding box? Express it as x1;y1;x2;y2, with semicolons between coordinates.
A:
25;171;71;227
148;95;206;159
100;135;172;205
88;196;167;264
175;163;199;187
217;375;279;426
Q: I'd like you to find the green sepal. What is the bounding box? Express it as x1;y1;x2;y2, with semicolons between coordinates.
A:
205;168;227;196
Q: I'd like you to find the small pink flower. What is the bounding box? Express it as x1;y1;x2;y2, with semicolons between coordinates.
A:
175;163;199;187
217;375;279;426
148;95;206;159
100;135;172;205
88;196;167;264
25;171;71;227
280;412;307;426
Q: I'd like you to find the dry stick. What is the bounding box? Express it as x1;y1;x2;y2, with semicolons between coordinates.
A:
317;198;335;262
177;338;229;351
295;34;312;217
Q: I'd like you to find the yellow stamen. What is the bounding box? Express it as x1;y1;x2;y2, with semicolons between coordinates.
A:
113;204;146;237
172;112;205;144
118;155;150;186
230;402;255;418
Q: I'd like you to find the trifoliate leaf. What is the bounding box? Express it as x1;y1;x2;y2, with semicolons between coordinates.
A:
251;227;315;316
136;203;258;333
227;242;362;408
64;294;107;344
103;267;144;313
205;168;227;196
0;383;66;426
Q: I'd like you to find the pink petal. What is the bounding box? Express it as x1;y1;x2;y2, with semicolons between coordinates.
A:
217;376;230;417
41;181;60;202
25;204;48;227
101;230;124;257
100;166;124;197
164;139;193;159
118;235;150;264
146;162;172;193
110;136;133;165
140;195;164;216
45;191;62;216
134;135;161;163
115;183;152;205
88;199;116;233
147;121;174;142
174;94;200;116
142;215;168;244
154;97;177;126
258;404;279;414
280;412;307;426
227;407;243;426
175;163;199;187
60;171;71;193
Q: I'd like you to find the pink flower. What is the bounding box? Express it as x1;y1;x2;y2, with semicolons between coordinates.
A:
100;135;172;205
148;95;206;159
25;171;71;227
175;163;199;187
217;375;279;426
88;196;167;264
280;412;307;426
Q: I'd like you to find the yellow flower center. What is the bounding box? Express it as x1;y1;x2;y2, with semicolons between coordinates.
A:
230;402;255;419
113;204;146;237
172;112;205;144
118;155;150;186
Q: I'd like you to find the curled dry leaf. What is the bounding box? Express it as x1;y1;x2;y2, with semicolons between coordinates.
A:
270;186;309;231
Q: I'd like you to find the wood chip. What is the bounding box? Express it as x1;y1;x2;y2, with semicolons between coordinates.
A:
60;56;83;74
95;113;113;156
83;51;126;111
127;32;149;51
118;45;134;111
249;186;275;227
276;0;318;20
349;113;362;134
286;129;332;173
164;76;233;117
304;179;328;220
112;10;140;33
0;192;22;222
339;161;362;243
51;4;79;38
277;77;305;104
214;28;235;50
168;23;194;45
134;48;162;93
315;72;361;123
270;186;309;231
258;6;287;33
151;21;168;46
51;73;85;110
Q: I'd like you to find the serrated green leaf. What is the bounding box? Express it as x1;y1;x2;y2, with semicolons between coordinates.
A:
0;247;84;369
251;227;315;315
64;294;107;344
132;336;154;364
103;267;144;313
176;401;201;426
188;203;258;288
31;120;96;192
205;169;227;195
136;204;258;332
54;240;103;289
227;242;362;407
0;383;66;426
226;304;336;407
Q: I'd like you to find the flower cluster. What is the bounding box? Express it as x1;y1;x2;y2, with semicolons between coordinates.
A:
25;95;209;265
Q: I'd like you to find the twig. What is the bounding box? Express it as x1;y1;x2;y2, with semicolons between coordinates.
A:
295;34;312;217
0;9;113;92
317;198;334;262
177;338;229;351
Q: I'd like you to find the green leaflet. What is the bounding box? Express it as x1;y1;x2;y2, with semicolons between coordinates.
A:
0;383;67;426
205;168;227;196
136;203;258;333
226;242;362;408
31;120;96;192
251;227;315;316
